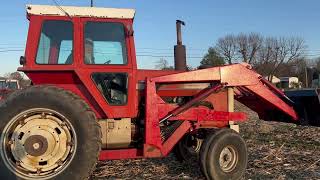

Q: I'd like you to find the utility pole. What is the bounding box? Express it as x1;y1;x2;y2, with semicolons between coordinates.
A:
305;66;308;88
90;0;93;7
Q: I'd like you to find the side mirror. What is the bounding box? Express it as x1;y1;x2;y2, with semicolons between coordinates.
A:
20;56;26;65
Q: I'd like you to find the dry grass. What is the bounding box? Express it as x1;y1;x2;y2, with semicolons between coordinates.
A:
91;103;320;180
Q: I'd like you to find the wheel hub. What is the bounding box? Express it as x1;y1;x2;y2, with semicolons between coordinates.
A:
219;146;238;173
1;108;77;179
24;135;48;157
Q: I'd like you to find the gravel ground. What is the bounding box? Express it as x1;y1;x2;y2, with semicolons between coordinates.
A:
91;104;320;180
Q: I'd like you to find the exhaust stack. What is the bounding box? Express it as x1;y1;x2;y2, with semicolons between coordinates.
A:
174;20;187;71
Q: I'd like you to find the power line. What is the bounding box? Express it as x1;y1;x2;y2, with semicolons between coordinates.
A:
5;42;320;54
0;49;24;53
136;47;206;51
136;55;202;59
2;48;320;59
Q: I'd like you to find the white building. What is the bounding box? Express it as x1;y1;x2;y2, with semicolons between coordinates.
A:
264;76;280;84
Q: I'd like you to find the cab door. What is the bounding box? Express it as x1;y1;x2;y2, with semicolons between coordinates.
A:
75;18;137;118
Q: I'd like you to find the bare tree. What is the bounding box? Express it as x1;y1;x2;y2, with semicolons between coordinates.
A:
215;35;237;64
154;58;174;70
317;58;320;70
211;33;306;81
254;36;306;80
4;72;24;82
3;72;31;88
269;37;305;80
237;33;263;64
215;33;263;64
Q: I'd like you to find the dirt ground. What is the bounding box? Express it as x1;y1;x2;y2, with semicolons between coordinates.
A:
91;103;320;180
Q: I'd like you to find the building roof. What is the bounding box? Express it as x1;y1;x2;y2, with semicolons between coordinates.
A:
280;77;299;81
26;4;135;19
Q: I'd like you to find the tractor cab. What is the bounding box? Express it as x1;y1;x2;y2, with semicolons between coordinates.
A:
20;5;138;117
22;5;135;66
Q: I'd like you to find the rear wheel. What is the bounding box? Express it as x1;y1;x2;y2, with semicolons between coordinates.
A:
199;128;247;180
174;133;203;161
0;86;101;180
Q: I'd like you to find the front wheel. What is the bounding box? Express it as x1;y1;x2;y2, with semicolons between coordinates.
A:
199;128;247;180
0;86;101;180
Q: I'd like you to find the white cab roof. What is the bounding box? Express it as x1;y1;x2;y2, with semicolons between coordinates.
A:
26;4;135;19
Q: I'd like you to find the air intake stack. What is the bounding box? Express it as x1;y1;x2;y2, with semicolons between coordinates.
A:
174;20;187;71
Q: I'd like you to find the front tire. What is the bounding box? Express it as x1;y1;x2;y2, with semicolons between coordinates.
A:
0;86;101;180
199;128;247;180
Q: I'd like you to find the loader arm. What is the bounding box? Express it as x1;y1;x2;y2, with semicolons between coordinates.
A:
150;63;298;121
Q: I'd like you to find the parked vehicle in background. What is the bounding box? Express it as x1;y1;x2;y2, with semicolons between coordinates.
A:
0;79;20;100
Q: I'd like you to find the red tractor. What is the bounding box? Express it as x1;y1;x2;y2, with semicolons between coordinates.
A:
0;4;304;180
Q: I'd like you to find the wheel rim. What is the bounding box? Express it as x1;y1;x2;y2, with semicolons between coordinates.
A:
181;135;203;155
219;145;238;173
0;108;77;179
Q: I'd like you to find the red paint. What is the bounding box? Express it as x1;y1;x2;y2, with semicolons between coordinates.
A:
157;104;247;122
99;149;143;160
162;121;191;156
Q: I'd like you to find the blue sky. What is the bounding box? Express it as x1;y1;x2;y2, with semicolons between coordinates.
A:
1;0;320;75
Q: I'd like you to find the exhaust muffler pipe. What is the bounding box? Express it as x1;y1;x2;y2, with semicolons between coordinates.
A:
174;20;187;71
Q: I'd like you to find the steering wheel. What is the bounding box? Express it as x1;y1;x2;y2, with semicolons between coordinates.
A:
104;60;111;64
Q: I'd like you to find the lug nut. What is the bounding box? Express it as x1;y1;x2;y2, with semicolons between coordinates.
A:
15;161;21;166
56;159;63;166
19;120;25;126
41;112;46;119
7;140;13;145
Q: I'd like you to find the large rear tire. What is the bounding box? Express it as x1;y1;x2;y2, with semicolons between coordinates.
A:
0;86;101;180
199;128;247;180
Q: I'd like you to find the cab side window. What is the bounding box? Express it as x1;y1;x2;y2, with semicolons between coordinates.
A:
36;20;73;64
